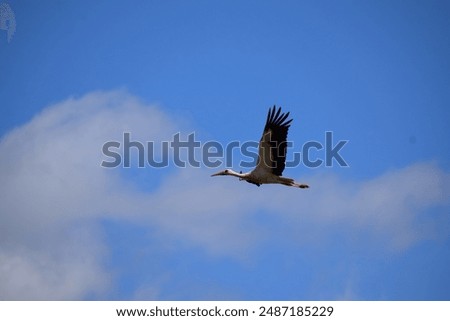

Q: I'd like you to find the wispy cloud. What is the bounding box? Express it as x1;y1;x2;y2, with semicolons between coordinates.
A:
273;163;450;251
1;90;448;299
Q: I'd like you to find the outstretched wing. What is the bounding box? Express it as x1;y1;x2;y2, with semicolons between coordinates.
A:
255;105;292;176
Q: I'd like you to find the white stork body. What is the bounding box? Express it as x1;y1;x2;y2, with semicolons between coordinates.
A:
211;106;309;189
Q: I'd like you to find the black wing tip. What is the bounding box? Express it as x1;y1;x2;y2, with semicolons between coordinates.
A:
266;105;292;128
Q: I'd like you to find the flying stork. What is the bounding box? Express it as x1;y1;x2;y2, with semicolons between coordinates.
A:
211;106;309;188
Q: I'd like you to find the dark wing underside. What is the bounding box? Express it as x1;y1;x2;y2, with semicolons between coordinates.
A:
257;105;292;176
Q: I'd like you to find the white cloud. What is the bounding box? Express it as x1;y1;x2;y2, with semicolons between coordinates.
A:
0;90;178;299
1;89;449;299
280;163;450;251
0;226;108;300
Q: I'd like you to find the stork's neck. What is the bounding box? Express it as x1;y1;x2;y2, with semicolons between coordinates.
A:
227;170;248;179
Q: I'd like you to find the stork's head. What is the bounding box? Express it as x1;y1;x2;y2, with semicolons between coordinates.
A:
210;169;231;177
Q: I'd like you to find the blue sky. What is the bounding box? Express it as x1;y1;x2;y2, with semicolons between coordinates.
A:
0;0;449;300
